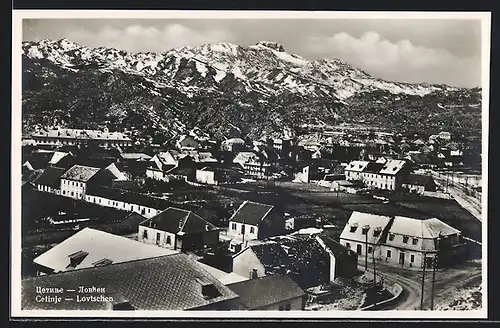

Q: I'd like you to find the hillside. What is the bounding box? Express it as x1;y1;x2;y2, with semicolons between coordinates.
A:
21;39;482;139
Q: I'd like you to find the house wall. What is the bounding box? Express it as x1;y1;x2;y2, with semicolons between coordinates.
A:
60;178;86;199
232;249;266;279
37;184;61;195
255;296;305;311
179;229;220;252
196;170;217;185
360;173;396;190
226;221;259;241
138;225;178;250
85;194;160;218
146;168;169;182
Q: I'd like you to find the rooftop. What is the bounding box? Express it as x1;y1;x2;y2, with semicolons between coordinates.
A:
140;207;217;234
88;187;170;210
227;275;305;310
23;253;239;310
33;228;177;273
32;128;131;141
32;166;67;187
60;165;101;182
229;200;274;226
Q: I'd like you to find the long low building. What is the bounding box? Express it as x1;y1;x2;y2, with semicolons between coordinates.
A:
31;127;133;148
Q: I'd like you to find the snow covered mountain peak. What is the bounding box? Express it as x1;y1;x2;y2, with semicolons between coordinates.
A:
255;41;286;52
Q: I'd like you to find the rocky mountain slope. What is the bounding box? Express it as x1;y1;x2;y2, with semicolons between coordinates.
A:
21;39;482;140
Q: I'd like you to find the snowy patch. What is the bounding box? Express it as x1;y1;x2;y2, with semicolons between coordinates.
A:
273;50;309;66
231;66;246;80
195;61;208;77
294;227;324;235
214;69;227;82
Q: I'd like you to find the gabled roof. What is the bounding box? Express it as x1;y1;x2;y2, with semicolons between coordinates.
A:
32;166;67;187
233;151;260;164
339;211;393;244
140;207;217;234
33;228;176;273
196;261;249;285
60;165;101;182
23;253;239;310
345;160;370;172
227;275;305;310
228;200;274;226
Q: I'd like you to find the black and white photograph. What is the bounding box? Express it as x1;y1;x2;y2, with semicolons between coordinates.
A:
11;10;489;318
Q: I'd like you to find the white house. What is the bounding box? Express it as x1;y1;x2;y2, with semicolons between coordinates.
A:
59;165;114;200
339;211;465;269
344;160;370;181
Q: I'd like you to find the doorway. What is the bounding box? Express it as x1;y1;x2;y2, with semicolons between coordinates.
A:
399;252;405;265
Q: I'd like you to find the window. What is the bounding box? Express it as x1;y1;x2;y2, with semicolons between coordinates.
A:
412;238;418;245
142;230;148;239
345;242;351;250
350;225;358;233
361;229;367;235
250;227;255;234
62;191;66;195
232;223;237;230
368;246;373;254
166;235;171;245
71;191;74;197
410;254;415;263
279;305;284;311
386;250;392;258
389;234;395;241
403;235;409;244
356;244;362;255
285;303;291;311
156;233;161;244
373;229;381;237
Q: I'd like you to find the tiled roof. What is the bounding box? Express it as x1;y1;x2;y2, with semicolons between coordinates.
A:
33;166;67;187
23;253;239;310
60;165;101;182
32;128;131;141
363;162;385;174
227;275;305;310
233;152;260;164
229;200;274;226
140;207;217;234
88;187;170;210
33;228;176;273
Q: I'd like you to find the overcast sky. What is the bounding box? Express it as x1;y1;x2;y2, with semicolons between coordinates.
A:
23;18;483;87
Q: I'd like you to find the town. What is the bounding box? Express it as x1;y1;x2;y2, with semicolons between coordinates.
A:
20;125;482;311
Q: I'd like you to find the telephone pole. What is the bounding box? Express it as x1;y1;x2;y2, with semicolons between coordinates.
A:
430;234;441;310
364;226;369;272
372;246;377;284
420;252;427;310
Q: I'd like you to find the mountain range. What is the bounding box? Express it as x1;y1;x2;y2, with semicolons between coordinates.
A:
21;38;482;141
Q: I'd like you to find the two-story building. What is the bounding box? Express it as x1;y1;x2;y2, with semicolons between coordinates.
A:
138;207;220;252
59;165;115;200
233;152;272;179
344;160;370;181
226;200;285;253
339;211;465;269
32;166;67;194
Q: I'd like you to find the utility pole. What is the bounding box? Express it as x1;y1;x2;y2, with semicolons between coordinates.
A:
364;226;369;272
420;252;427;310
431;234;441;310
372;245;377;284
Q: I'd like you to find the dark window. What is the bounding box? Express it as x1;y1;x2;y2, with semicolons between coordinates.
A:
156;233;161;244
279;304;285;311
166;235;171;245
71;191;74;197
368;246;373;254
285;303;291;311
250;227;255;234
389;234;395;241
361;229;367;235
143;230;148;239
350;225;358;233
387;250;392;258
356;244;362;255
345;242;351;249
403;236;409;244
232;223;237;230
410;254;415;263
412;238;418;245
373;229;381;237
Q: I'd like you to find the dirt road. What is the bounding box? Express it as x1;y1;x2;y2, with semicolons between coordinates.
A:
361;260;482;311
